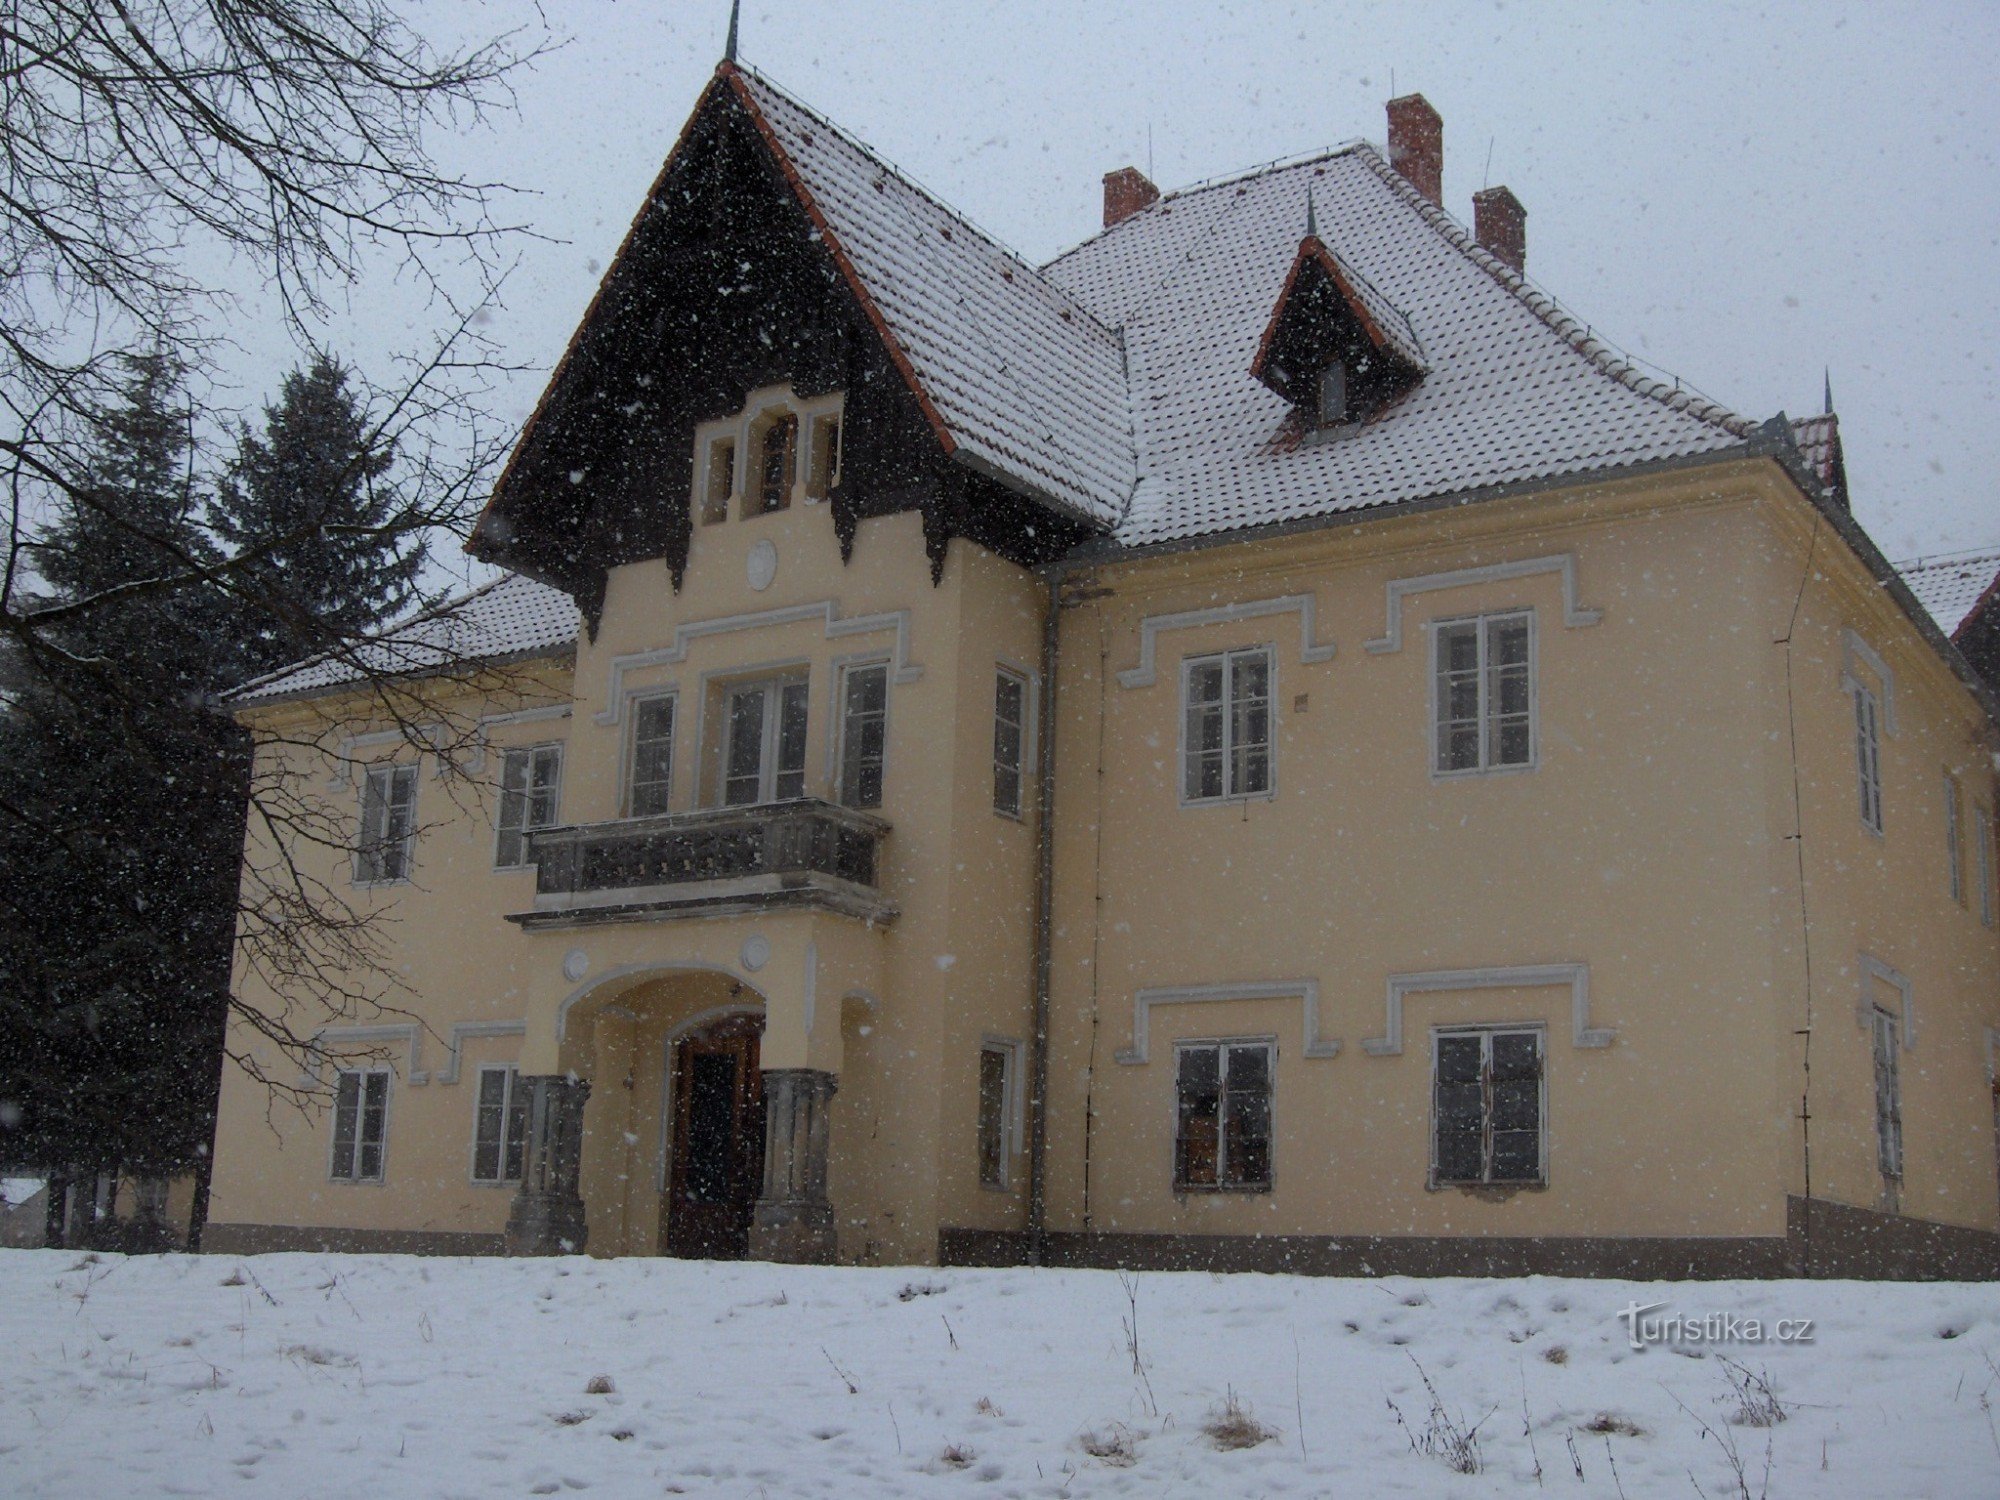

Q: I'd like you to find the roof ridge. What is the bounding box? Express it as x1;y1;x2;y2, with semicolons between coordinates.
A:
1894;544;2000;571
734;64;1122;345
1347;143;1756;441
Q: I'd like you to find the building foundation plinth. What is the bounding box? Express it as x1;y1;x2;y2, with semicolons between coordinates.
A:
748;1068;838;1264
504;1075;591;1255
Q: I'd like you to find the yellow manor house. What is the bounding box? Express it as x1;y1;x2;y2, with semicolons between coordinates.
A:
207;62;2000;1278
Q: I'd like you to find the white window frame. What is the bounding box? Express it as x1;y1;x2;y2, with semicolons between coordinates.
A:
1976;804;1995;928
354;763;418;886
1171;1036;1276;1193
328;1066;391;1184
1854;684;1884;835
1429;1023;1548;1188
993;664;1030;819
720;673;810;806
1179;646;1276;806
835;659;889;811
469;1065;529;1185
1430;609;1537;778
494;744;563;869
1872;1004;1904;1180
1945;771;1965;905
625;690;677;818
976;1037;1025;1191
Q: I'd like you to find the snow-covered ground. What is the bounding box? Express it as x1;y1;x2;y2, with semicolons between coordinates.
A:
1;1251;1995;1497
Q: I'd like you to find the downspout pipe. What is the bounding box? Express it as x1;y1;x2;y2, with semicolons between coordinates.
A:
1025;568;1064;1264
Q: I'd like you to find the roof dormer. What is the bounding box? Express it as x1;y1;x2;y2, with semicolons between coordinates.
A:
1250;217;1425;432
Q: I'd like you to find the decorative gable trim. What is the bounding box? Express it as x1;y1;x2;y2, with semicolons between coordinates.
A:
1250;234;1427;389
1363;553;1601;654
1113;979;1338;1065
1116;594;1335;688
592;600;923;726
1361;963;1610;1056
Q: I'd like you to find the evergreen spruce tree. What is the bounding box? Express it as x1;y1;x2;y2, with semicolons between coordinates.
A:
212;355;425;679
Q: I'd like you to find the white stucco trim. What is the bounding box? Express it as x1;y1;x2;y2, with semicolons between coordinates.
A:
1115;594;1335;689
430;1021;528;1085
300;1023;424;1086
1113;979;1337;1065
1362;963;1608;1055
556;962;767;1043
1840;628;1899;735
1363;554;1601;654
1858;951;1916;1049
593;601;924;726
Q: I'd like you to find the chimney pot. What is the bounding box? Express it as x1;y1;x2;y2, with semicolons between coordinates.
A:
1386;94;1443;205
1472;185;1527;273
1102;166;1159;229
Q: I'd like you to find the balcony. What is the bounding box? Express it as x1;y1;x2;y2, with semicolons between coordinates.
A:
509;799;895;930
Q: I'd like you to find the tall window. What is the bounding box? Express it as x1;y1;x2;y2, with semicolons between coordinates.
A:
977;1041;1021;1190
1977;805;1995;927
1872;1006;1903;1180
628;694;675;816
806;415;841;500
1317;360;1348;426
472;1066;529;1184
754;414;797;515
993;667;1027;818
1182;647;1272;802
1434;611;1533;774
701;438;734;523
1433;1027;1544;1186
330;1068;390;1182
1945;772;1964;904
495;745;562;868
1854;685;1884;833
838;663;888;809
724;677;809;805
1174;1040;1273;1190
356;764;417;884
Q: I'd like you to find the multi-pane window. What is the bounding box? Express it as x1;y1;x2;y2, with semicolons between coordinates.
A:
724;678;808;805
1433;611;1533;774
993;667;1027;818
1872;1006;1903;1180
1182;648;1272;802
495;745;562;868
356;764;418;884
838;663;888;810
330;1068;390;1182
1174;1040;1273;1190
976;1041;1020;1190
754;415;796;515
1944;773;1964;904
471;1066;530;1184
1433;1027;1544;1186
1976;805;1995;927
1854;685;1884;833
628;694;675;817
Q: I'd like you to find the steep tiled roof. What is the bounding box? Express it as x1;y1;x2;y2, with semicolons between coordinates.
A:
1894;549;2000;637
1789;415;1841;493
1045;145;1756;548
729;68;1136;527
229;572;578;708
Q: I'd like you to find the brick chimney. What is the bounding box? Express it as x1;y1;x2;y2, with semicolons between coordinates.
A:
1472;185;1526;273
1102;166;1159;229
1386;94;1442;205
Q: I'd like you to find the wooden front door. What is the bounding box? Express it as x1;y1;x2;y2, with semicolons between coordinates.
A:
663;1015;765;1259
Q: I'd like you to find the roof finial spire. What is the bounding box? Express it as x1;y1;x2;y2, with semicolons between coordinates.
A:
1823;367;1834;416
1306;187;1318;241
725;0;740;63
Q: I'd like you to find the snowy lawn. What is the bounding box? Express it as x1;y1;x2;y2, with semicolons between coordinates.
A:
1;1251;1997;1497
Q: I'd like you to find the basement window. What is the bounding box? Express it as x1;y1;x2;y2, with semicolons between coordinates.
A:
1174;1039;1273;1192
977;1039;1024;1190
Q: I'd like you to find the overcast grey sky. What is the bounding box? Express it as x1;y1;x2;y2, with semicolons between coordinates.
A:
280;1;2000;574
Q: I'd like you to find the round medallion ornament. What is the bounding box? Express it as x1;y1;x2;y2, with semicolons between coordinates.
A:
746;539;779;592
740;934;772;972
562;948;590;983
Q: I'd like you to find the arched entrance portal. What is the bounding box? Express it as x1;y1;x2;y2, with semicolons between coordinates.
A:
664;1012;766;1259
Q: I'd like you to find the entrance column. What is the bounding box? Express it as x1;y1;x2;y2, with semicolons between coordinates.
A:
748;1069;838;1263
504;1074;591;1255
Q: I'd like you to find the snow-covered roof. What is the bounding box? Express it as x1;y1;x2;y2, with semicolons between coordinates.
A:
1043;143;1755;548
1894;548;2000;637
730;68;1137;527
229;572;579;708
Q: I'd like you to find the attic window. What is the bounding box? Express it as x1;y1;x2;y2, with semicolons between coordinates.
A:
754;414;797;516
1317;362;1348;427
701;439;734;524
1251;236;1425;435
806;415;841;501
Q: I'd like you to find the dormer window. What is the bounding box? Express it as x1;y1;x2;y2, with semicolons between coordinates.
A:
690;388;842;527
1316;361;1349;428
755;414;797;515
